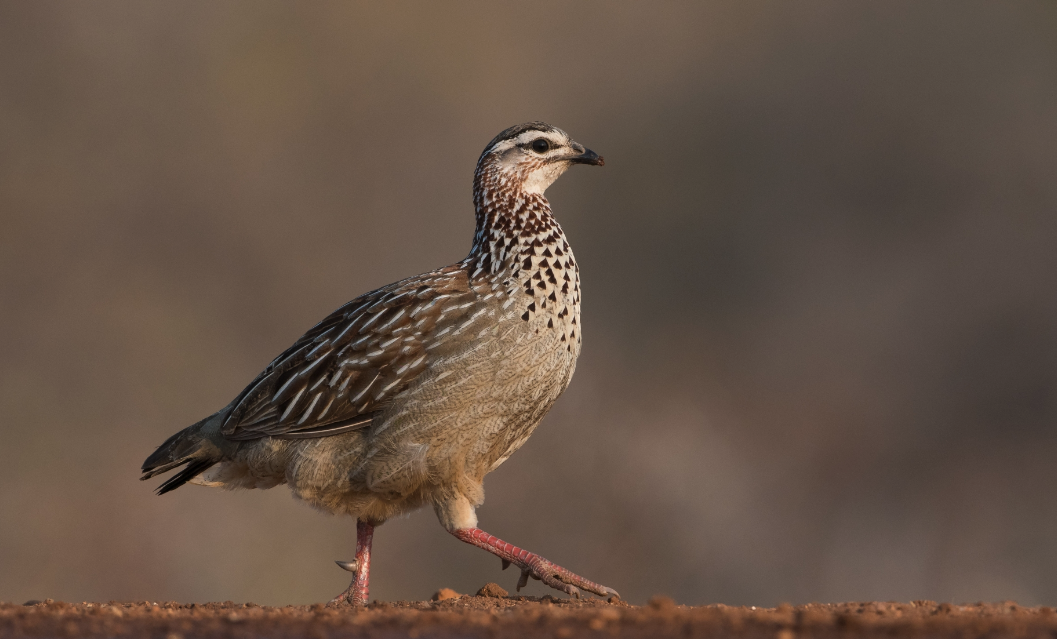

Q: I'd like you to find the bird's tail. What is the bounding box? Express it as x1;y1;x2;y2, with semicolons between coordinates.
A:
141;410;228;495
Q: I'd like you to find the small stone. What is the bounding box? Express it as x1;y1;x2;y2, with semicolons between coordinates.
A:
476;583;508;598
23;600;42;606
647;595;676;611
431;588;461;602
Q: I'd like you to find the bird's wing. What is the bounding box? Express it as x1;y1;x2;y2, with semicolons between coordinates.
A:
221;264;476;441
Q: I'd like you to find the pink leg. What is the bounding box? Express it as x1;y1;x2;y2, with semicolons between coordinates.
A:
331;520;374;606
452;527;619;600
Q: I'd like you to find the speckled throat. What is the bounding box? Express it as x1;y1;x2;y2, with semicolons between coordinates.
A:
466;156;582;351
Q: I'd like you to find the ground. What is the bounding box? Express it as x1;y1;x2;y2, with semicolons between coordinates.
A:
3;588;1055;638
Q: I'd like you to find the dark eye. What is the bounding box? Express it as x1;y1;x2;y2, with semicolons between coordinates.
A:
531;138;550;154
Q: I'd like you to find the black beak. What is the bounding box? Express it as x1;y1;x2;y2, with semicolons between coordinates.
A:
568;148;605;166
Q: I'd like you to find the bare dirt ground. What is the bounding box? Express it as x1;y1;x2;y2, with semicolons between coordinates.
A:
3;587;1055;638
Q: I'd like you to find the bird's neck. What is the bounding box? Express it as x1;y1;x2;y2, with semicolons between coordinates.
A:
466;164;573;278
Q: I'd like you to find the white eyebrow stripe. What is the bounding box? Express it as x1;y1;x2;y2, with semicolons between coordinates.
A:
513;130;565;147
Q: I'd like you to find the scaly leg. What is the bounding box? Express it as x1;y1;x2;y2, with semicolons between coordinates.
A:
331;520;374;605
451;527;619;600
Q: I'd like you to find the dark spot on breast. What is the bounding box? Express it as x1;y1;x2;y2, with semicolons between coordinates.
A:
542;248;552;257
527;302;536;312
547;318;553;328
548;291;556;302
523;256;532;269
521;311;530;321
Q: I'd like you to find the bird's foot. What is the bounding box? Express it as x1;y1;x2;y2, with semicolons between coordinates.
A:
454;527;619;600
329;581;369;606
330;521;373;606
330;560;369;606
505;551;619;599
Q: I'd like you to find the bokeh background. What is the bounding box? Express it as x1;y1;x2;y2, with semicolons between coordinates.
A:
2;0;1057;608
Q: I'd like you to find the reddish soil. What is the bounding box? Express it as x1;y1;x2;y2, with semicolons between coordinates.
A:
3;590;1055;638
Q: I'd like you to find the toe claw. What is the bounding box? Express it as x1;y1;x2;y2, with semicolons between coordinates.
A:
502;559;511;571
335;560;358;572
568;585;581;599
603;587;620;600
517;568;530;591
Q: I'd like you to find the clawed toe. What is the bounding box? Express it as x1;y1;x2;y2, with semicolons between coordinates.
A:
511;558;613;601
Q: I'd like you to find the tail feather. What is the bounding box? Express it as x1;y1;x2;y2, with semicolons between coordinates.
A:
142;411;227;494
155;457;217;495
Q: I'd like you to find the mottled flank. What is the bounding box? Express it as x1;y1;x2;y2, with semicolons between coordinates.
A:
140;122;610;604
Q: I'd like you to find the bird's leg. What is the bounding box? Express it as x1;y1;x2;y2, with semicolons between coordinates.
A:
331;520;374;606
451;527;619;600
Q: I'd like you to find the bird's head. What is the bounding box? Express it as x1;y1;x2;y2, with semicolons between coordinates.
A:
476;122;604;196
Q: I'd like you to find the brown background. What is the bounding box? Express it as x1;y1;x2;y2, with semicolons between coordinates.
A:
2;1;1056;608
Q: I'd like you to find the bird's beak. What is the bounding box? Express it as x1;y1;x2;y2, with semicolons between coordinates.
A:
567;148;605;166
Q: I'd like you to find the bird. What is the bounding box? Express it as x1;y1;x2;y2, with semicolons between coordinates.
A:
141;122;615;606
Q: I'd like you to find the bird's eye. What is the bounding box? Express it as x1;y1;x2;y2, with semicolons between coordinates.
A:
531;139;550;154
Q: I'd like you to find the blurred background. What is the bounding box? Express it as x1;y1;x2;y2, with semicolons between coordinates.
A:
2;0;1057;608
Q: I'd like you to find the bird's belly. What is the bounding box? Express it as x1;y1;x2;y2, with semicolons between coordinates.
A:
282;298;579;520
360;305;577;490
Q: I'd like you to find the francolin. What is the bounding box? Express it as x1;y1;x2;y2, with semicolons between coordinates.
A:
141;122;615;605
